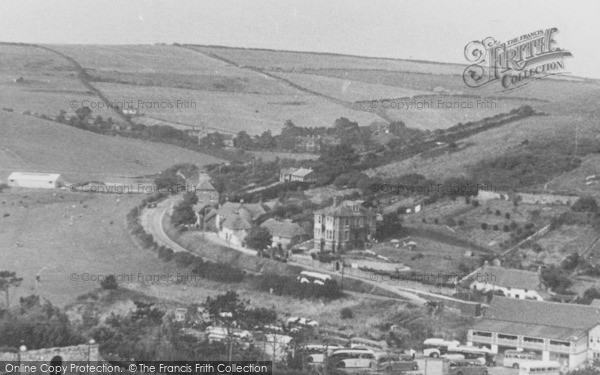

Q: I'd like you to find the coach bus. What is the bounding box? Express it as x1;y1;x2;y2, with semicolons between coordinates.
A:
298;271;332;285
423;338;461;358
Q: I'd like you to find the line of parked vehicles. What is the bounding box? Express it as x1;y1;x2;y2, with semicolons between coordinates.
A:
300;338;562;375
422;339;561;375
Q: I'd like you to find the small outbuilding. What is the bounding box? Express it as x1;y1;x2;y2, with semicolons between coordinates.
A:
7;172;63;189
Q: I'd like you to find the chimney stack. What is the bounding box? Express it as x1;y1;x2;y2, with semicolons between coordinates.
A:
333;197;338;207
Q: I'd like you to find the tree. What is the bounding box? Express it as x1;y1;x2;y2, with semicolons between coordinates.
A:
171;204;197;227
375;213;403;241
75;106;92;122
246;226;272;251
0;271;23;308
318;144;359;174
572;196;598;213
199;132;226;148
233;131;253;149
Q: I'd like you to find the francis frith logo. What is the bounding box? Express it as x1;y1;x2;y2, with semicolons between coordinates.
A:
463;27;572;90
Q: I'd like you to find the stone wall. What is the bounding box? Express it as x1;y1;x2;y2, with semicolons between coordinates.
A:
0;343;99;362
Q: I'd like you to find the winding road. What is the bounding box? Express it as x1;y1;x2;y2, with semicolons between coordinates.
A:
140;195;486;306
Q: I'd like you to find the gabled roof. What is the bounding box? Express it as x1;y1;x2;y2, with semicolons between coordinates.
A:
469;265;541;291
280;167;297;175
222;215;252;230
197;179;217;191
261;219;306;239
484;296;600;331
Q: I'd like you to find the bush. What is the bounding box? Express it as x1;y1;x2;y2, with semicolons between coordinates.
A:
158;246;174;262
503;225;510;232
173;251;197;267
572;196;598;213
458;220;464;226
505;213;511;219
495;210;501;216
433;218;439;224
481;223;488;230
492;224;499;231
471;199;479;207
340;307;354;319
100;275;118;290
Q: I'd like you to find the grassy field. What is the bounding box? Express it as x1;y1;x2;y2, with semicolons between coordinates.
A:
272;72;431;102
0;189;176;307
0;44;114;118
0;111;223;182
49;44;298;95
190;45;466;75
94;82;383;134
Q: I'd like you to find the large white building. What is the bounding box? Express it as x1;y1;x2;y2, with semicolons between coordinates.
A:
468;297;600;369
7;172;63;189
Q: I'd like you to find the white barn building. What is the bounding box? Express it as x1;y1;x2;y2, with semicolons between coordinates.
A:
7;172;63;189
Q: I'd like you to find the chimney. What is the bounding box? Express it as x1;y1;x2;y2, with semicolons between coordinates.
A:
240;199;244;207
332;197;338;207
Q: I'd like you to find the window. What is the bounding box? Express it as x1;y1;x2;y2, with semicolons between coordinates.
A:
345;218;349;226
345;231;349;241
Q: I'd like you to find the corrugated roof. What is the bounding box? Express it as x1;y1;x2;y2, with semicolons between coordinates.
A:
484;296;600;331
8;172;61;182
472;319;585;341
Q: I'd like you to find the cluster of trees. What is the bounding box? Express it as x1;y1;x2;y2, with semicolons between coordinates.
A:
54;108;117;133
257;273;344;300
171;192;199;227
154;163;199;193
0;294;85;350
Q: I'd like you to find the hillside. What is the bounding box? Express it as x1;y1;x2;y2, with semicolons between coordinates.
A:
0;111;222;182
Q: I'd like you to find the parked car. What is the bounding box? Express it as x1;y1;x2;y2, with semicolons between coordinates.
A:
449;360;488;375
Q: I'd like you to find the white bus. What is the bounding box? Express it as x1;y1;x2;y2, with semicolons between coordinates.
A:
423;338;461;358
298;271;332;285
502;350;537;368
517;360;560;375
446;345;495;366
328;348;376;369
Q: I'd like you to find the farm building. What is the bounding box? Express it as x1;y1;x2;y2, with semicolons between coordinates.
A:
7;172;63;189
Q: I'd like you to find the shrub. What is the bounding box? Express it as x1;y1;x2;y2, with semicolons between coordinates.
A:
503;225;510;232
340;307;354;319
100;275;118;290
505;213;511;219
492;224;499;231
471;199;479;207
158;246;174;262
433;218;439;224
495;210;501;216
458;220;465;226
481;223;488;230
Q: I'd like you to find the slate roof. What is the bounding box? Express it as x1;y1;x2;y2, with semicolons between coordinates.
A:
472;296;600;340
315;200;374;217
217;201;265;219
470;265;542;291
197;179;217;191
261;218;306;239
222;215;252;230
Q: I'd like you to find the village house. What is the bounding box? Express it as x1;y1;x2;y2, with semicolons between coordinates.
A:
174;308;188;322
261;218;308;253
313;198;376;252
468;296;600;369
279;167;316;183
462;264;546;301
216;201;266;247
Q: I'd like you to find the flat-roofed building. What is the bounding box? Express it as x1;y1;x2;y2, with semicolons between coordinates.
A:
468;296;600;369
